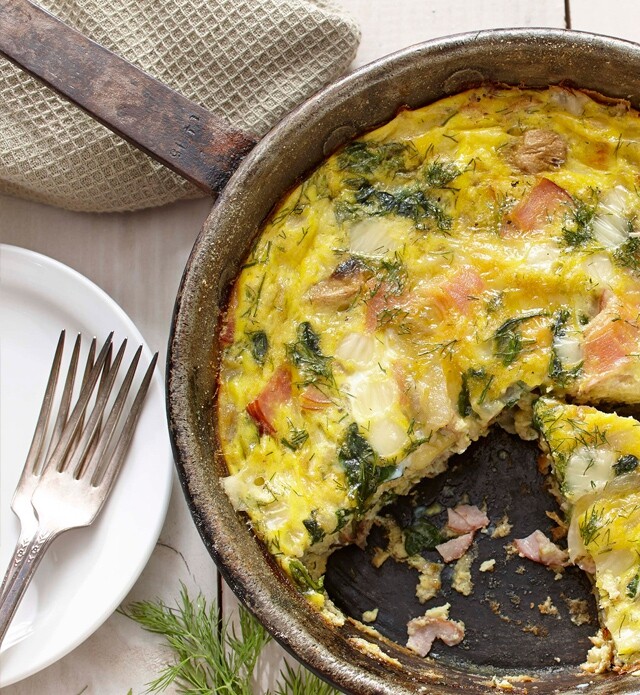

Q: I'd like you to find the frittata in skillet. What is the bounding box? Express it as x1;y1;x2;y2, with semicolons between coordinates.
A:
217;85;640;669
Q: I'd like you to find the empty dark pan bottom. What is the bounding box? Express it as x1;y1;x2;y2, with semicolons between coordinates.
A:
325;427;598;672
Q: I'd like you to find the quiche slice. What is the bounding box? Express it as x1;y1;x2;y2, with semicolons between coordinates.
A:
535;397;640;668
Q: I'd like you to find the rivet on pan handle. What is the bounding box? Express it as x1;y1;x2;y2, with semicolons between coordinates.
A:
0;0;258;195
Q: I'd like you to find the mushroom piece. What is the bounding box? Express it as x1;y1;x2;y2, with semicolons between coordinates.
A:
306;257;370;310
509;128;568;174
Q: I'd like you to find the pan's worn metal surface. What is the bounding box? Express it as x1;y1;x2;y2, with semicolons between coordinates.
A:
324;428;598;670
167;30;640;694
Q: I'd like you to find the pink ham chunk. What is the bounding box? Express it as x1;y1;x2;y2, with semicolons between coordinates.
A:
246;366;292;436
513;529;569;568
503;177;572;235
583;294;640;377
439;267;484;315
407;607;465;657
446;504;489;535
436;532;474;563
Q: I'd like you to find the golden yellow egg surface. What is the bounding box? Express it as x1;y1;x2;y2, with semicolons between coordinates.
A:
217;85;640;665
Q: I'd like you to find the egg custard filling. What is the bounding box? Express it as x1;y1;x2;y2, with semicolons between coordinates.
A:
217;85;640;669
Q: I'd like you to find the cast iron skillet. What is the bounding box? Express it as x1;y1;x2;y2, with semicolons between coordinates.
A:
2;3;640;692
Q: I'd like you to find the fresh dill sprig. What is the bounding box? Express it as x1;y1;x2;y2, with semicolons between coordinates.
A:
242;275;266;320
579;505;605;547
548;308;583;385
121;585;269;694
286;322;334;388
613;231;640;272
335;179;452;232
122;585;342;695
562;199;596;247
337;140;415;175
424;160;460;188
281;424;309;451
493;310;546;365
370;253;408;299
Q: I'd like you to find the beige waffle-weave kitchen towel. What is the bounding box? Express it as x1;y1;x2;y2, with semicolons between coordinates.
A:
0;0;360;212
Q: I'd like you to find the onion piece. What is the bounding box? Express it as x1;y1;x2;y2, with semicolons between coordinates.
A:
526;242;561;270
563;445;616;503
335;332;376;368
368;418;409;458
419;361;454;430
548;86;587;116
584;253;616;286
262;500;293;531
349;217;403;257
593;185;631;249
553;331;584;370
596;549;636;577
348;375;398;422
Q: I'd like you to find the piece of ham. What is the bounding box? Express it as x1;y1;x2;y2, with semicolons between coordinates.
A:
246;366;292;435
299;384;333;411
438;266;484;315
435;532;474;563
503;177;572;235
584;317;638;375
446;504;490;534
513;529;569;568
406;604;465;657
582;293;639;378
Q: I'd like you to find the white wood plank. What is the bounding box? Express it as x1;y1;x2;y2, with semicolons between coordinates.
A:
569;0;640;43
341;0;567;67
0;194;211;367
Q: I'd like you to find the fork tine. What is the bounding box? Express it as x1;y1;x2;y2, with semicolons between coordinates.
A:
80;340;113;462
44;333;81;463
81;345;142;484
84;337;97;381
93;352;158;492
67;338;110;466
67;339;127;478
22;330;65;479
44;332;114;474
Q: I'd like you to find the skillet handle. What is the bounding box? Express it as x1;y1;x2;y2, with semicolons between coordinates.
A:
0;0;257;195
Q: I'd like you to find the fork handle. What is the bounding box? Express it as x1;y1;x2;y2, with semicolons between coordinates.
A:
0;529;58;649
0;532;35;602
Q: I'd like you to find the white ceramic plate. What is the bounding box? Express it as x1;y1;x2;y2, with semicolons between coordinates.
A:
0;245;173;687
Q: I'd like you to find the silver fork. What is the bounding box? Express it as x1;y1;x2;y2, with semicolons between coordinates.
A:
0;331;95;604
0;331;158;648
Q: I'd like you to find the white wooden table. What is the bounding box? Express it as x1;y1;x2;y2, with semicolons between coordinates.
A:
1;1;639;692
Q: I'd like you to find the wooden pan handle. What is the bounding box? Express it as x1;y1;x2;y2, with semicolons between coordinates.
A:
0;0;258;195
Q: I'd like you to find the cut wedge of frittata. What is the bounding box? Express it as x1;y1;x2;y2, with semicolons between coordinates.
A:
535;397;640;669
